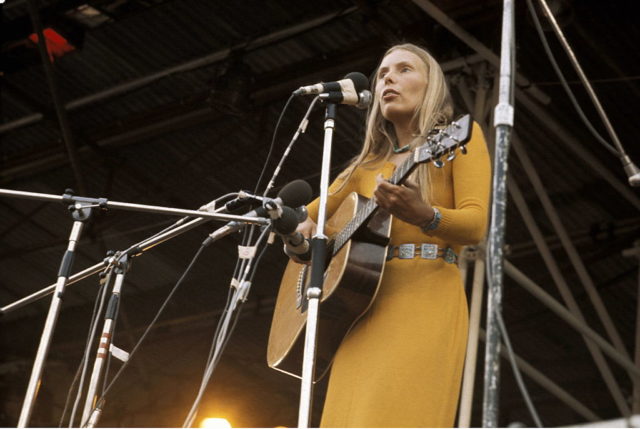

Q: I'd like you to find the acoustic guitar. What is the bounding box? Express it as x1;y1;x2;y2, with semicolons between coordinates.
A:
267;114;473;381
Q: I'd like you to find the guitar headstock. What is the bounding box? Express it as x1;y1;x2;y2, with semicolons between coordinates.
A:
414;114;472;167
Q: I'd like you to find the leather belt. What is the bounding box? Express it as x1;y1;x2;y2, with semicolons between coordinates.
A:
386;243;458;264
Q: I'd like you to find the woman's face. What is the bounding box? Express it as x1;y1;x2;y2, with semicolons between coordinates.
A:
375;49;428;127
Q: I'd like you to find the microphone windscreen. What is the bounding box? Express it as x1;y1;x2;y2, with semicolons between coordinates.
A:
278;179;312;208
344;72;369;92
273;206;299;235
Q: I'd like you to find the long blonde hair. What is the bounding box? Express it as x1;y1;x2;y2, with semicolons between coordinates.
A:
336;43;453;203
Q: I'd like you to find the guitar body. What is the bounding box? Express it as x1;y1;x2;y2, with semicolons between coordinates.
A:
267;192;391;380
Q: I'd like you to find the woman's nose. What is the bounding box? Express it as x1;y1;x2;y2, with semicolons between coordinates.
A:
384;71;396;83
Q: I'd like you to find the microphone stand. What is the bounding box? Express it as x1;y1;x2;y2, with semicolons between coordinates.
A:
80;252;131;427
483;0;515;426
17;199;93;428
0;190;269;315
0;188;269;428
298;102;337;428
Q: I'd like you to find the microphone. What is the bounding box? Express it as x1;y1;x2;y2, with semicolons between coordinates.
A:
203;180;312;246
293;72;370;106
274;206;311;262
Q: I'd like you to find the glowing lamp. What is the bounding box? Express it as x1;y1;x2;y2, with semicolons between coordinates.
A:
199;417;232;429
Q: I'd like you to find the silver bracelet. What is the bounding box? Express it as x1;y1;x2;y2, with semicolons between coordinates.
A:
420;207;441;232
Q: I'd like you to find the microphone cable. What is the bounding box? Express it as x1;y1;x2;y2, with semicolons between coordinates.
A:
182;225;272;427
484;248;543;427
80;242;209;428
58;267;113;427
525;0;619;157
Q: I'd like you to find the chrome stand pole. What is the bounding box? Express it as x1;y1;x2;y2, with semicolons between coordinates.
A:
18;205;92;427
297;102;337;428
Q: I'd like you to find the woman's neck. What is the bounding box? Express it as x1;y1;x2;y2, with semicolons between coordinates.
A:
393;119;416;149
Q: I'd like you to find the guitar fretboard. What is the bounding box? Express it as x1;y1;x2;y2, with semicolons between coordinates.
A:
331;153;419;255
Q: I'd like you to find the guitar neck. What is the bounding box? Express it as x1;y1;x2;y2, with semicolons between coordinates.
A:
332;154;418;255
329;114;472;256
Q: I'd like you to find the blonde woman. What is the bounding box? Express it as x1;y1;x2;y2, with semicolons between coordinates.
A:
297;43;491;427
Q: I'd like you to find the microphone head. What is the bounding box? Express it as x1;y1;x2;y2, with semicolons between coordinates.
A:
277;179;313;208
273;206;299;235
344;72;369;92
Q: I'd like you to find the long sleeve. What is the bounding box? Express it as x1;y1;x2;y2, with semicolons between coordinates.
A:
425;121;492;245
306;170;359;223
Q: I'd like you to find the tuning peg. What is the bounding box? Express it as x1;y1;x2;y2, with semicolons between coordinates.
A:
460;144;468;155
433;159;445;168
446;150;456;161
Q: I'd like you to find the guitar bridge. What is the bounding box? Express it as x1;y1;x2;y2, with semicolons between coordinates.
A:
296;265;309;310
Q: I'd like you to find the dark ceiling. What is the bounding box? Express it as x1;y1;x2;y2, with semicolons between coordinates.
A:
1;0;639;427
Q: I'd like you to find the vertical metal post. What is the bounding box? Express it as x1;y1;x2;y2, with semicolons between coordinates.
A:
483;0;515;426
458;245;486;428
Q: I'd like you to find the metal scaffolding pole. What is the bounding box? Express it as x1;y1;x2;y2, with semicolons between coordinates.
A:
411;0;549;106
507;177;630;416
458;246;486;428
623;241;640;414
0;7;358;135
478;329;599;422
504;261;640;381
514;90;640;212
26;0;85;194
512;137;629;359
482;0;516;425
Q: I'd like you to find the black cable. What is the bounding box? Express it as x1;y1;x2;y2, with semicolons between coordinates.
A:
526;0;619;157
254;93;296;195
59;270;111;427
485;250;543;427
183;226;272;426
495;309;543;427
82;243;208;426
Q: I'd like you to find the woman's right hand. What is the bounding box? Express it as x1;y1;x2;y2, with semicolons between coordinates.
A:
296;217;317;239
287;217;317;264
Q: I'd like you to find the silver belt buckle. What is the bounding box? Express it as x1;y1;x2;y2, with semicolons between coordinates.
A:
421;243;438;260
398;244;416;259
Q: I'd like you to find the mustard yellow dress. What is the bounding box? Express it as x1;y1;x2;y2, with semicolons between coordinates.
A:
306;122;491;428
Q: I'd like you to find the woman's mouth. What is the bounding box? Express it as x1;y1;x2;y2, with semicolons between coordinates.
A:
382;89;400;101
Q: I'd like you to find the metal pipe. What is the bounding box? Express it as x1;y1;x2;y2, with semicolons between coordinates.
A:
507;177;630;416
411;0;549;105
0;7;358;135
623;242;640;413
512;137;629;359
535;0;632;166
504;261;640;381
482;0;516;424
26;0;86;194
515;88;640;212
478;329;599;422
458;246;486;428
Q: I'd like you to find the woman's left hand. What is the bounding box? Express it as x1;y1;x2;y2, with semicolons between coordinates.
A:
374;174;434;226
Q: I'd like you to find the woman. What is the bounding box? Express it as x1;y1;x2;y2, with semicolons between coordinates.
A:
298;43;491;427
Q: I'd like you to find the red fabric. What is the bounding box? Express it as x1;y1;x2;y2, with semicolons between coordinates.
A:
28;28;75;62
